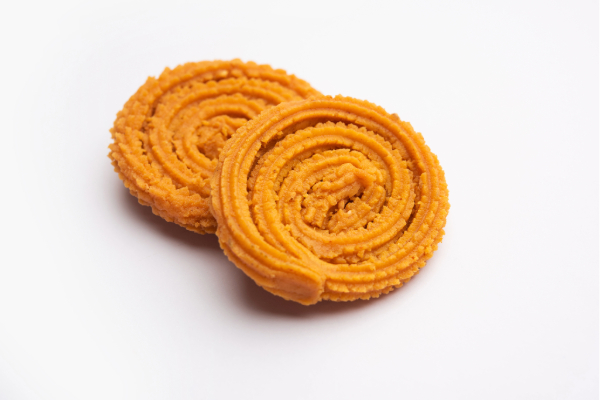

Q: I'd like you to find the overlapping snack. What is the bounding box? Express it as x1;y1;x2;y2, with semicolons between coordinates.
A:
109;60;320;233
211;96;449;305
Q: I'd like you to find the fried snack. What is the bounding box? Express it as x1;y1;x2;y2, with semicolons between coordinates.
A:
109;60;320;233
211;96;449;305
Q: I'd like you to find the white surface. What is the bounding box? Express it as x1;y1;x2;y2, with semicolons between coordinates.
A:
0;1;597;399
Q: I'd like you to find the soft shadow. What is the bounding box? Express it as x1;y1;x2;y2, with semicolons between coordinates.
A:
119;187;221;250
236;271;400;317
118;186;403;317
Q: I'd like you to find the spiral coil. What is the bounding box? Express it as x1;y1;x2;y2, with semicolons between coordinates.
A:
109;59;320;233
211;96;449;304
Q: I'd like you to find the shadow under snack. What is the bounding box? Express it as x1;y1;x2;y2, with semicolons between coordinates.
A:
235;270;403;317
118;185;392;316
118;187;221;251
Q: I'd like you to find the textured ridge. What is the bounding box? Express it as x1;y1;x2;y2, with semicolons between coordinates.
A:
109;59;321;233
211;96;450;304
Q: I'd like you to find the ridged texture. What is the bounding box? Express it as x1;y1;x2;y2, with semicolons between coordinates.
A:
109;59;320;233
211;96;449;305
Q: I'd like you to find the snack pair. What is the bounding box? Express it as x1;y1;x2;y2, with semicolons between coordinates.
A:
109;60;449;305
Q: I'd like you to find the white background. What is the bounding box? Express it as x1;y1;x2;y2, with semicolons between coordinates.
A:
0;1;597;399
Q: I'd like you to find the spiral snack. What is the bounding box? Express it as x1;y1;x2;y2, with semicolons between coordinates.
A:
211;96;449;305
109;60;320;233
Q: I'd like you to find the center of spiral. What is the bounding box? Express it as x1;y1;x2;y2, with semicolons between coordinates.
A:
194;115;247;160
301;162;384;234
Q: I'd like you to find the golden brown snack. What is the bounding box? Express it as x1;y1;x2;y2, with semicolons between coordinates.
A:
211;96;449;305
109;60;320;233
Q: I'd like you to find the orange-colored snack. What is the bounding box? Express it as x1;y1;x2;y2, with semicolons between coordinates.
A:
109;60;320;233
211;96;450;305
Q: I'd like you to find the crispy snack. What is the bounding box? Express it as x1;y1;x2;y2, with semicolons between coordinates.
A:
109;60;320;233
211;96;450;305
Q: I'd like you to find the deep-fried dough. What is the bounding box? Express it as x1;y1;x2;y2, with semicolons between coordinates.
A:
109;59;320;233
211;96;449;304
